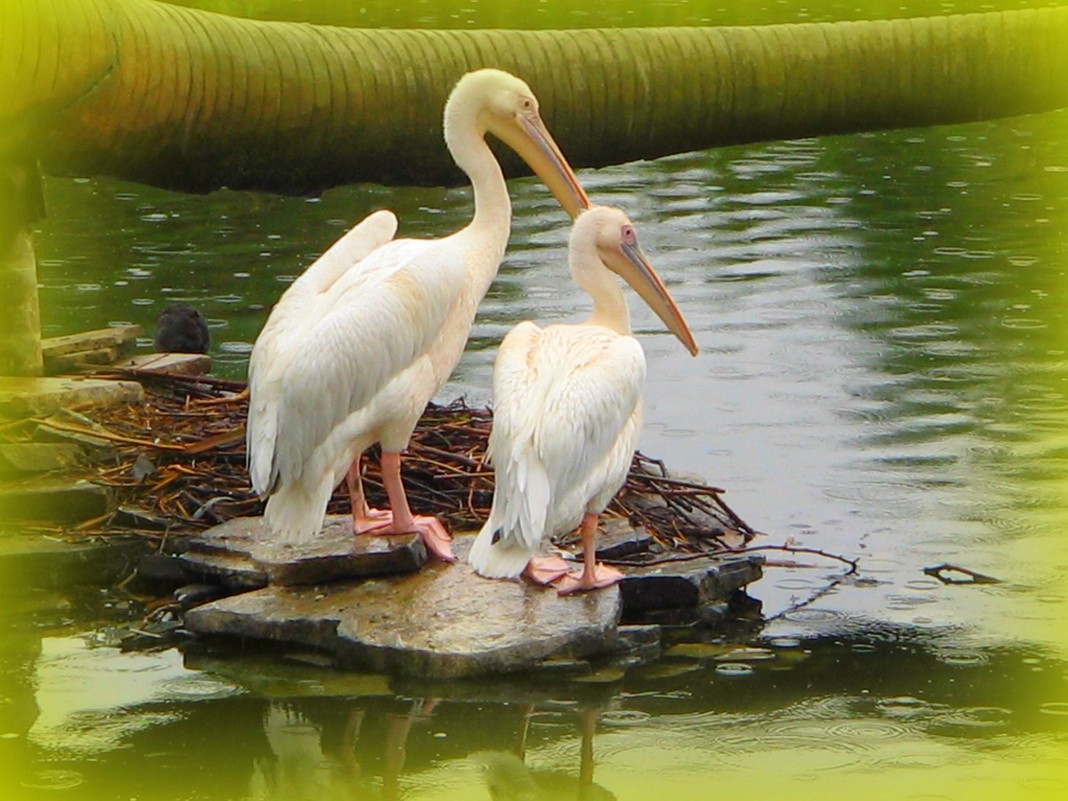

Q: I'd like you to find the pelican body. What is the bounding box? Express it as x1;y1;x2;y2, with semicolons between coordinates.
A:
246;69;588;560
469;206;698;593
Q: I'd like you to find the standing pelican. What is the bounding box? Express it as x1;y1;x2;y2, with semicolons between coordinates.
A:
468;206;698;593
246;69;589;561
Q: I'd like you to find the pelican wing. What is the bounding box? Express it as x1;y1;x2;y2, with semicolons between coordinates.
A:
248;232;456;495
247;210;398;492
489;323;646;549
248;210;398;387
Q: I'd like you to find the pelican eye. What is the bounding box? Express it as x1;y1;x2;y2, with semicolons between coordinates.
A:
622;225;637;245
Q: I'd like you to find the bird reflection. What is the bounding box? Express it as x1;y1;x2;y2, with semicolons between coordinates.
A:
249;699;436;801
475;709;615;801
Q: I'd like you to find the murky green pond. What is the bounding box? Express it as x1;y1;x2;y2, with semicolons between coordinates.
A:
4;1;1068;799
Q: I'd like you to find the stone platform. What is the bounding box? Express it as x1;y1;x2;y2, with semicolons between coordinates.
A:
185;536;622;678
174;516;763;678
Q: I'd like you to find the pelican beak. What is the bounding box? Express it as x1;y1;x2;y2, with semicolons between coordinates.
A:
493;112;590;219
603;242;699;356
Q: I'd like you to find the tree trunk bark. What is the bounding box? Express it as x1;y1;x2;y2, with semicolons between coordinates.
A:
0;231;43;377
1;0;1066;194
0;161;45;377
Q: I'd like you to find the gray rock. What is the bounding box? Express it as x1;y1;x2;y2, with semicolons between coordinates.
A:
618;553;763;612
593;518;653;560
185;535;623;678
182;514;427;587
178;549;269;591
0;443;83;474
0;532;150;589
0;478;112;523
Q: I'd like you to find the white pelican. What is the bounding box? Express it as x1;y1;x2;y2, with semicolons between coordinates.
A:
468;205;698;594
246;69;589;561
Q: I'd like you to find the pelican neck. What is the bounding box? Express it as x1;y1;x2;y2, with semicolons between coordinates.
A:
446;118;512;237
573;252;631;336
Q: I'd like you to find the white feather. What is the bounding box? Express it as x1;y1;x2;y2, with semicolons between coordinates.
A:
470;321;645;578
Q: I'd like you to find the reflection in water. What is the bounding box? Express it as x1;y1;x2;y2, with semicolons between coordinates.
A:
251;700;435;801
4;611;1068;799
247;698;615;801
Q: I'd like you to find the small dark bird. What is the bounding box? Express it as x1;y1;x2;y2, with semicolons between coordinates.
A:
154;304;211;353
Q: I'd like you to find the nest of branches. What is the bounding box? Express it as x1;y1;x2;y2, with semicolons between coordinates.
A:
31;370;756;554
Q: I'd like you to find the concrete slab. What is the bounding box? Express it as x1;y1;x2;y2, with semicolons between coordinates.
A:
0;376;143;419
40;325;141;358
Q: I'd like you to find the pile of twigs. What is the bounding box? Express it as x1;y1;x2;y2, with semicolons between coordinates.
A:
56;370;756;552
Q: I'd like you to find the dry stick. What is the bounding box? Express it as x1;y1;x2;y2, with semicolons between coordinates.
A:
923;563;1002;585
602;544;858;572
630;472;727;495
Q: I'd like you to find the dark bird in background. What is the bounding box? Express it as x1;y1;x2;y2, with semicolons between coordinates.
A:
154;304;211;353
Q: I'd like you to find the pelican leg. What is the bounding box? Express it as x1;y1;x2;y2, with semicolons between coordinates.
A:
555;513;624;595
365;451;456;562
345;456;393;533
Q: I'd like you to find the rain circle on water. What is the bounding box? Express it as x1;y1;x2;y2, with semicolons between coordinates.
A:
715;662;755;677
20;770;85;791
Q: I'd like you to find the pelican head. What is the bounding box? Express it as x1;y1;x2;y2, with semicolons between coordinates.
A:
574;205;699;355
444;68;590;219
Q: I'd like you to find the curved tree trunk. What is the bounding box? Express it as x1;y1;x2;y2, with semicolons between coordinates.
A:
1;0;1066;194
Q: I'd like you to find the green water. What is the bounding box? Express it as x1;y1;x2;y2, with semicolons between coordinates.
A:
5;1;1068;799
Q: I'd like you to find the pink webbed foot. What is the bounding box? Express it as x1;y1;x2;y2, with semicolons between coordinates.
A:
523;556;572;586
362;515;456;562
352;507;393;535
410;515;455;562
555;563;625;596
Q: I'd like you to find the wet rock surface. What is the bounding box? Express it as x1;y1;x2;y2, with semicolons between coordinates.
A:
173;517;764;678
180;514;427;587
618;553;764;614
185;535;623;678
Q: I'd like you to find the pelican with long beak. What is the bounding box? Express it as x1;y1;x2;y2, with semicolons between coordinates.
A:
469;205;698;593
246;69;589;560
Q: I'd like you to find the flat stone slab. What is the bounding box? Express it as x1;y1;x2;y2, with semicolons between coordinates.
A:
0;531;151;590
0;477;113;523
180;514;427;587
618;553;764;613
185;535;623;678
0;376;143;419
0;443;83;474
40;325;142;358
109;352;213;376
